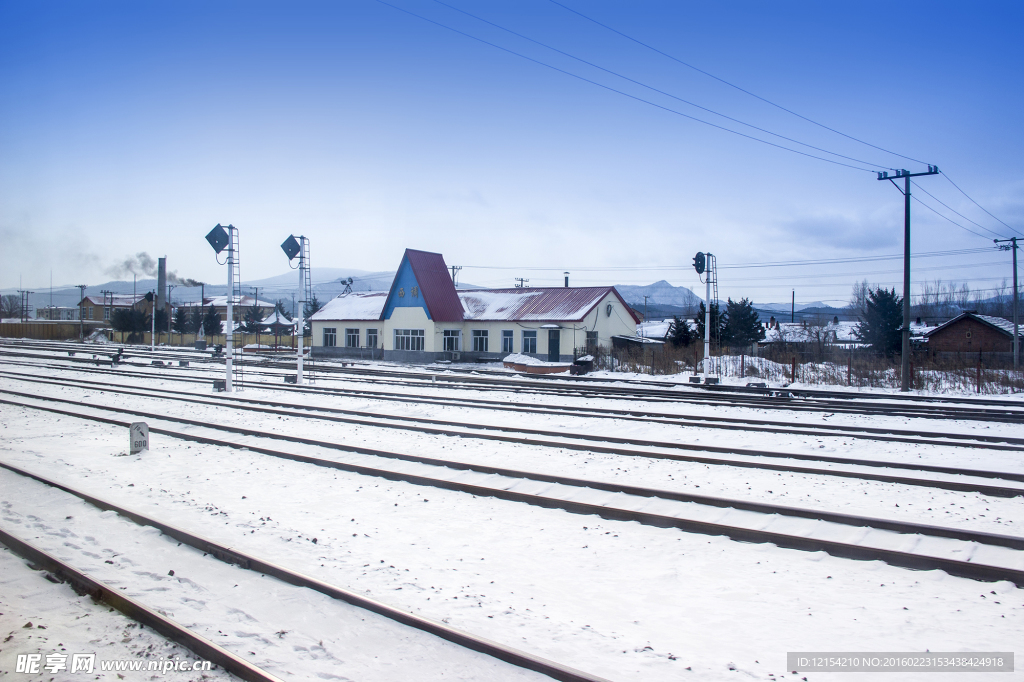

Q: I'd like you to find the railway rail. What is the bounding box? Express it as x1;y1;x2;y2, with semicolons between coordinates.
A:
3;340;1024;423
0;461;608;682
2;393;1024;587
3;382;1023;498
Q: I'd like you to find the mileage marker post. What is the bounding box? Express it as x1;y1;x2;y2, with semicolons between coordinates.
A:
788;652;1013;673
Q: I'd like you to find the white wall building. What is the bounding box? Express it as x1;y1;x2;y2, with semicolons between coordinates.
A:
310;249;641;362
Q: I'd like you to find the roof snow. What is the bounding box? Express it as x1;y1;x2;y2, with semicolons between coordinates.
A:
311;292;388;321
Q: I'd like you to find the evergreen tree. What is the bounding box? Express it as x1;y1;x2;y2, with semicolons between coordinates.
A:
855;287;903;357
303;295;322;336
188;307;203;334
722;297;766;347
154;308;168;336
242;304;265;333
667;315;694;347
202;306;222;337
274;299;292;321
694;302;725;342
172;307;189;335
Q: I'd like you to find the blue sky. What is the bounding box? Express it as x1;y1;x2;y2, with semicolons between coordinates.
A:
1;0;1021;306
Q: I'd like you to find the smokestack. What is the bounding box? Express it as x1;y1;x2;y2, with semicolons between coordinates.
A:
564;272;569;288
157;257;168;314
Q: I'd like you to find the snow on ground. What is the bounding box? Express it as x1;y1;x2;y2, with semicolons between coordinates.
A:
0;547;233;681
1;361;1023;681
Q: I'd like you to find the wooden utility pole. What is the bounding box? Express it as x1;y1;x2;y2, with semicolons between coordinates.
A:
994;237;1019;370
878;166;940;391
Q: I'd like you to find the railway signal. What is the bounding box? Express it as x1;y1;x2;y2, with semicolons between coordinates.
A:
281;234;310;384
206;224;239;392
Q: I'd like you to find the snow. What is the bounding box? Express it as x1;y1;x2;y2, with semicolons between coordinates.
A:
458;288;607;321
0;354;1022;681
312;292;388;321
638;320;673;339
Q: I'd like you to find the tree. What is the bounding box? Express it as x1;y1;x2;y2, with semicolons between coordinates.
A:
855;287;903;357
153;308;168;337
172;307;189;335
111;308;149;343
0;294;20;318
303;295;322;336
202;306;222;337
274;299;292;320
694;301;725;342
849;279;871;317
722;298;766;347
242;304;265;333
188;307;203;334
667;315;694;347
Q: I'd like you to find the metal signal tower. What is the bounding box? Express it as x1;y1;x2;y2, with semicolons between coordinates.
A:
282;234;311;384
878;166;940;391
693;252;718;383
206;224;240;392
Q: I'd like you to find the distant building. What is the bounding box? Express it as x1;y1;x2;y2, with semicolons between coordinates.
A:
310;249;641;362
75;295;147;322
36;306;81;321
924;312;1021;354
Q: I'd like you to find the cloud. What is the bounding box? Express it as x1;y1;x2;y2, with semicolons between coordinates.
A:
105;252;203;287
778;212;899;251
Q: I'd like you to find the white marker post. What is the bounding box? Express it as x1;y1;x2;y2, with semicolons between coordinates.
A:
130;422;149;454
225;230;234;393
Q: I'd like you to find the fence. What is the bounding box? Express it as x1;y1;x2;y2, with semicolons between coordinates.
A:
0;322;105;340
599;343;1024;395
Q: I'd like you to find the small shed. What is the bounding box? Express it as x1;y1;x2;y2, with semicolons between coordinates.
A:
924;312;1020;353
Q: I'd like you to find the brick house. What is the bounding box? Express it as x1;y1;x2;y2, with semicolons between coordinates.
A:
924;312;1020;354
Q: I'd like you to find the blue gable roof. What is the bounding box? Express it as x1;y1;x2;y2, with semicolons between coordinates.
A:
381;255;431;320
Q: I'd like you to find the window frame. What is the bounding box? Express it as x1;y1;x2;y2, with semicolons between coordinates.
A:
471;329;489;352
522;330;537;354
501;329;514;353
394;328;425;351
323;327;337;347
345;328;360;348
366;328;378;348
443;329;461;352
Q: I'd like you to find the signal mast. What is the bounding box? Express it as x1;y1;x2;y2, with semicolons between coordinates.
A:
693;251;718;384
281;235;310;384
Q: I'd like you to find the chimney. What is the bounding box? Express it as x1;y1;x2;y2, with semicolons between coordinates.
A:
157;257;168;314
564;272;569;288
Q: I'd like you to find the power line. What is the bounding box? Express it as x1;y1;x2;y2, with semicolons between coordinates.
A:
376;0;877;173
911;180;1008;240
940;171;1023;237
431;0;893;170
910;194;998;241
546;0;932;167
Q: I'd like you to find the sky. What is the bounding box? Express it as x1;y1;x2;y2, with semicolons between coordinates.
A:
1;0;1022;306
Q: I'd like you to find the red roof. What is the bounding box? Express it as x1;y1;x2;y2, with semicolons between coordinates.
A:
403;249;464;322
459;287;642;323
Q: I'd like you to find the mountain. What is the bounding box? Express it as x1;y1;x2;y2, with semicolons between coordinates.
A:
614;280;703;309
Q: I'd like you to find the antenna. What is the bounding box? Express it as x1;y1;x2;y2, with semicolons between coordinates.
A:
515;278;530;288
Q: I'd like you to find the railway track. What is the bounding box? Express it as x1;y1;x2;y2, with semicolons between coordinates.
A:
0;461;607;682
3;356;1024;452
3;370;1023;489
3;380;1023;498
4;340;1024;422
2;392;1024;587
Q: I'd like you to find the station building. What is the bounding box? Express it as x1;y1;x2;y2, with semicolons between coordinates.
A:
310;249;641;362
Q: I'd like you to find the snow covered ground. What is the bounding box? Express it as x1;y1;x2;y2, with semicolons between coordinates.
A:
0;353;1022;681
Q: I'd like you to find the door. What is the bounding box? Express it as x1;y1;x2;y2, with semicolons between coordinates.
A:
547;329;560;362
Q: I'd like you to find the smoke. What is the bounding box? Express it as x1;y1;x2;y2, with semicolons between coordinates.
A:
106;252;158;278
105;252;203;287
167;273;204;287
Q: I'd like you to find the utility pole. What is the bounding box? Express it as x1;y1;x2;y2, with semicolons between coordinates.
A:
643;295;649;323
100;290;114;323
17;290;34;323
995;237;1020;370
515;278;529;288
76;285;87;341
450;265;462;286
878;166;940;392
167;284;176;339
791;290;795;323
150;290;157;351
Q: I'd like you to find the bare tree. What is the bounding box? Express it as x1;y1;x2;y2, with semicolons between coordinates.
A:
0;294;21;319
955;282;972;313
849;279;871;317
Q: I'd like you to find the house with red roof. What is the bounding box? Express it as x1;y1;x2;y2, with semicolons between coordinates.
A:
310;249;641;362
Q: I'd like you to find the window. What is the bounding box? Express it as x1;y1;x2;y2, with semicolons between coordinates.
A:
366;328;378;348
104;307;111;321
501;329;514;353
443;329;461;351
586;331;598;352
394;328;425;351
323;328;337;347
472;329;488;352
522;330;537;354
345;328;360;348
